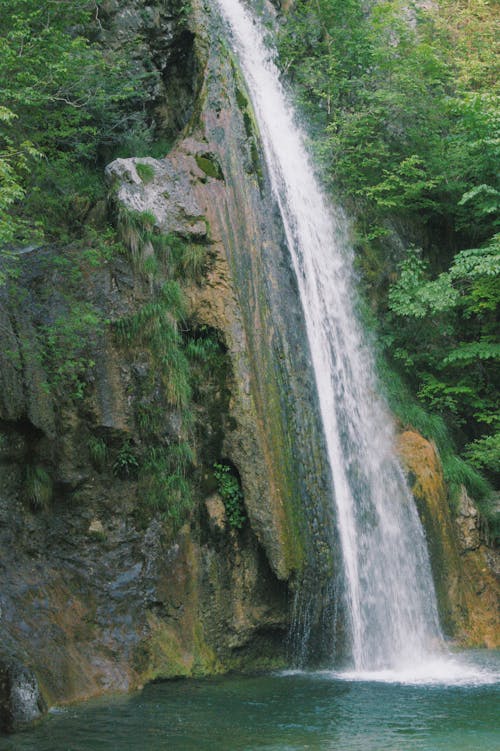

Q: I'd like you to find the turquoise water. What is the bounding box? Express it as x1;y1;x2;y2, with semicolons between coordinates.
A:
1;652;499;751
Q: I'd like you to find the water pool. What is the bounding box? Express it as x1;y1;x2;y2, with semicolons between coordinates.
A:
1;651;498;751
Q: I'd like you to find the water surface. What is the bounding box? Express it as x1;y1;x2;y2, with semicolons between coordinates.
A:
1;652;498;751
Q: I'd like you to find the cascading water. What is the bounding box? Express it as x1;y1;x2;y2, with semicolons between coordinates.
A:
214;0;444;673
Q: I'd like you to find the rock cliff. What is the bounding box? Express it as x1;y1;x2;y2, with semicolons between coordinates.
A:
0;0;334;731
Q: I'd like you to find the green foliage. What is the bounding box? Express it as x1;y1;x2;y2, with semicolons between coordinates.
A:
88;436;107;472
113;439;139;479
388;250;458;318
275;0;499;507
186;335;222;363
40;302;103;399
465;433;500;477
116;286;191;408
116;207;156;264
441;454;491;511
140;443;194;532
178;243;209;283
387;233;498;440
25;465;52;511
0;0;156;245
279;0;498;236
0;106;41;249
213;463;246;529
379;358;495;532
115;208;208;283
278;0;499;505
135;162;156;183
112;136;174;161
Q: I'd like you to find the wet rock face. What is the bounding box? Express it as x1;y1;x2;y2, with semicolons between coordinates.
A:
1;0;307;722
0;659;46;733
455;488;481;552
398;430;500;647
397;430;466;635
105;0;336;647
96;0;204;140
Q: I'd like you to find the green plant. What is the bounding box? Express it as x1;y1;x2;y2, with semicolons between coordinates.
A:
277;0;499;504
40;302;103;399
88;436;107;472
0;1;156;243
213;463;246;529
378;356;497;533
140;443;194;533
113;439;139;479
135;162;156;183
115;288;191;408
80;226;124;269
465;433;500;477
25;465;52;511
116;207;157;261
179;243;209;282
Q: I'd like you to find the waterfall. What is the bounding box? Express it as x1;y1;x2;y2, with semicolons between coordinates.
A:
214;0;443;671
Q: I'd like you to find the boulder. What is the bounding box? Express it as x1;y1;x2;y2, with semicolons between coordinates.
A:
0;658;46;733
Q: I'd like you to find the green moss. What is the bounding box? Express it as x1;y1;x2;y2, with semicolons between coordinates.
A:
195;154;224;180
192;623;222;677
250;140;264;188
235;85;249;112
145;623;194;679
88;529;107;543
242;111;254;140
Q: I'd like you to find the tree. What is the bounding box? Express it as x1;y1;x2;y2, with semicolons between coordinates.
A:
0;0;153;244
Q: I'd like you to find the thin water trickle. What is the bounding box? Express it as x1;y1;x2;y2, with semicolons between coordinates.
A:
214;0;443;672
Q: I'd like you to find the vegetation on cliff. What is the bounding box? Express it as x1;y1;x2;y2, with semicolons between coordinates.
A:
0;0;161;248
278;0;499;526
0;1;223;539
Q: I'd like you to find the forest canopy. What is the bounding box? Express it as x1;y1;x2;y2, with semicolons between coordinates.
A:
0;0;154;248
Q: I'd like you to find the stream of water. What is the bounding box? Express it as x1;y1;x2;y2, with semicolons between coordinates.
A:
214;0;449;675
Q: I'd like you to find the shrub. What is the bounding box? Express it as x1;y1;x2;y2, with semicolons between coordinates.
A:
213;462;246;529
113;439;139;479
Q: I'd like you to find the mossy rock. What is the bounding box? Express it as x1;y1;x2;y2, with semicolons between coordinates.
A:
195;153;224;180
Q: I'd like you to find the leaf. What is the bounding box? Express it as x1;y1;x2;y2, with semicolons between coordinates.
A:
443;341;500;366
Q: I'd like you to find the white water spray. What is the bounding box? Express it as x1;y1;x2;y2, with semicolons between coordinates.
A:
213;0;446;672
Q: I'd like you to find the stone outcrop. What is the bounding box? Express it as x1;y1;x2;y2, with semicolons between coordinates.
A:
0;658;46;734
398;430;499;647
0;236;291;725
456;487;481;552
